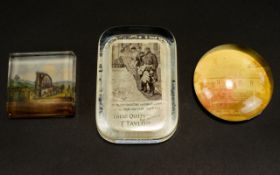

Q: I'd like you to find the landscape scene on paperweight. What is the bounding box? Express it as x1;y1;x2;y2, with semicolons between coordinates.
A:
7;57;75;117
112;43;161;101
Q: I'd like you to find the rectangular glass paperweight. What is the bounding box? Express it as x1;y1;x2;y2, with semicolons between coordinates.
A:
7;51;76;118
96;26;178;144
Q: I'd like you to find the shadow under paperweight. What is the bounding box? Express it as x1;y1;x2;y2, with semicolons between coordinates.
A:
96;26;178;144
7;51;76;118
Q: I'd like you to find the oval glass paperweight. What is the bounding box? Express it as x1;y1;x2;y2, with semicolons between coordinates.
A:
194;44;273;122
96;26;178;144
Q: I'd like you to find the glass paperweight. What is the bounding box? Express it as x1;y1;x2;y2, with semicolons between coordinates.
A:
7;51;76;118
96;26;178;144
194;44;273;122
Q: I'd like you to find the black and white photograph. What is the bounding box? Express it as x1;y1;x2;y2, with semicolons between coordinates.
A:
112;43;161;101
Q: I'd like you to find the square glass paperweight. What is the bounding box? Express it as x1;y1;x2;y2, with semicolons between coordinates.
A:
96;26;178;144
7;51;76;118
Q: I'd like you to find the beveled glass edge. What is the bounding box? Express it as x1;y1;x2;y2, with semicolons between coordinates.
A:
98;26;176;56
9;51;75;58
97;125;178;144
